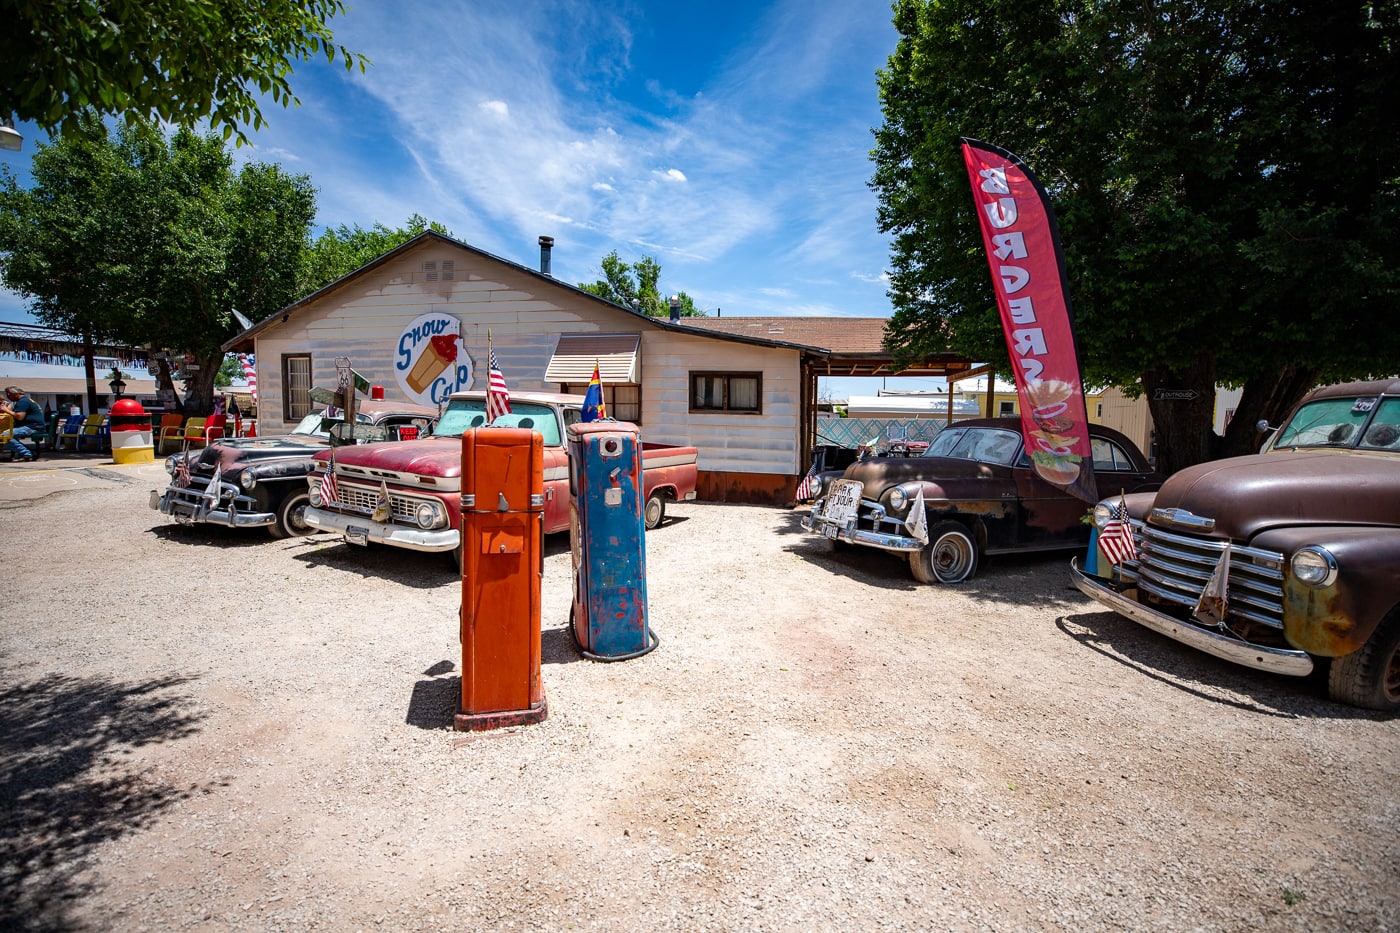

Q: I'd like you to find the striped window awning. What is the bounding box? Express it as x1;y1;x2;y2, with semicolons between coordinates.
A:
545;334;641;383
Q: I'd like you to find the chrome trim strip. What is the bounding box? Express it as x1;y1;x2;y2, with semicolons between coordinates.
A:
1070;558;1312;676
302;507;459;552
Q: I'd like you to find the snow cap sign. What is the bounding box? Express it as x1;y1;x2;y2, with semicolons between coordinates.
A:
960;138;1097;504
395;312;472;406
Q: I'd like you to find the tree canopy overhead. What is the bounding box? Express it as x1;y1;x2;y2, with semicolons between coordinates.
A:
871;0;1400;473
578;251;702;318
299;214;452;296
0;119;316;413
2;0;368;143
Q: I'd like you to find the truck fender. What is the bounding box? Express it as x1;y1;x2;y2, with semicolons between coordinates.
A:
1252;526;1400;657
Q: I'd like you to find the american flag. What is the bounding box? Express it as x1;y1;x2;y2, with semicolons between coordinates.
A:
175;453;191;487
795;458;820;500
486;348;511;423
239;353;257;402
318;453;338;505
1098;494;1138;566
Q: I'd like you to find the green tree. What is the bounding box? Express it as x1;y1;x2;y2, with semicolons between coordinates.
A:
0;119;316;413
579;251;702;317
299;214;451;294
871;1;1400;474
2;0;367;144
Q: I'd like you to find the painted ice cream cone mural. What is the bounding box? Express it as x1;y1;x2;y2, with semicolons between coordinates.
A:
408;333;459;393
395;312;473;406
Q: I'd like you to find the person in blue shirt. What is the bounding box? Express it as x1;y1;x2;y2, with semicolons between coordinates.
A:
1;385;45;461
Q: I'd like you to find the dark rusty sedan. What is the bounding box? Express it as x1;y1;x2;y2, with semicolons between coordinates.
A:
802;418;1162;584
149;400;436;538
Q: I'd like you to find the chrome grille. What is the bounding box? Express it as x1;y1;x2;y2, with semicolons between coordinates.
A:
332;482;424;523
1136;524;1285;629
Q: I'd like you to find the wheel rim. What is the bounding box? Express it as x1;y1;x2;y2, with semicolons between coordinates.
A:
931;533;974;582
645;497;662;527
284;495;312;535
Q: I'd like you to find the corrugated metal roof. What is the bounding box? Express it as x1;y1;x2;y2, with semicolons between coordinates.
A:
544;334;641;383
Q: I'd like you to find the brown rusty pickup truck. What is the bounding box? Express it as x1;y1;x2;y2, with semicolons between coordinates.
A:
1072;378;1400;710
302;390;699;569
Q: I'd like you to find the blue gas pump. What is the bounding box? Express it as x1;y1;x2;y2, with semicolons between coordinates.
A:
568;420;656;660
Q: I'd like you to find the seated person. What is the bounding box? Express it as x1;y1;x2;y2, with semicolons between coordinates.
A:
0;385;45;461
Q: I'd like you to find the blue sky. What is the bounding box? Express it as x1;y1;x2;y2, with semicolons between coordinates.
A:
1;0;960;398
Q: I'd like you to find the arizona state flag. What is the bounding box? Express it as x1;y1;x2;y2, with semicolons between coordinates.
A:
961;138;1097;503
581;363;606;422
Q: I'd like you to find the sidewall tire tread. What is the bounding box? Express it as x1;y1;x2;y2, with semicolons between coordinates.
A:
1327;607;1400;711
910;520;979;585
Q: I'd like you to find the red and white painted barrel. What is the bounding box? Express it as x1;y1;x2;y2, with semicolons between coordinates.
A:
109;398;154;464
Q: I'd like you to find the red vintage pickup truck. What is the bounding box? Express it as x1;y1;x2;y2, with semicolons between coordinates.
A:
302;390;699;568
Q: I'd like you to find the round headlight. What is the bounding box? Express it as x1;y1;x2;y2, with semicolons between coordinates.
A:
888;487;908;511
1092;502;1114;529
415;502;439;529
239;472;257;491
1290;547;1337;587
165;455;179;476
309;483;324;508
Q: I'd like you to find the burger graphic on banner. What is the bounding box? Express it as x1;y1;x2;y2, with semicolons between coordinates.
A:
395;313;473;406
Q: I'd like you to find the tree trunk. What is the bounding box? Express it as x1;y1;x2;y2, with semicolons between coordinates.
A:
1218;364;1320;459
1142;355;1218;476
156;357;186;416
181;350;225;415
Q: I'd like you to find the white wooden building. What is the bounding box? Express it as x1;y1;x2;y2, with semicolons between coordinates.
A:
227;232;974;503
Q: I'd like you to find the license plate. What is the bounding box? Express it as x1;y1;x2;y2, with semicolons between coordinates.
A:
345;525;370;546
820;523;841;540
822;479;863;524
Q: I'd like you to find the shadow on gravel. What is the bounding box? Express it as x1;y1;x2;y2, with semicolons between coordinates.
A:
147;522;278;550
0;673;207;933
1056;612;1392;721
406;675;458;729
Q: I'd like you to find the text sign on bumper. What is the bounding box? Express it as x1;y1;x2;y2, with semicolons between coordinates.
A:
821;479;863;524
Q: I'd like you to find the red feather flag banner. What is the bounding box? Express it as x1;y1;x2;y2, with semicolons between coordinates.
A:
960;138;1097;504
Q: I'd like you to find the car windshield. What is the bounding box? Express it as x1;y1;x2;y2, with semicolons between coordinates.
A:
435;400;563;445
922;426;1021;466
1270;396;1400;450
290;410;378;438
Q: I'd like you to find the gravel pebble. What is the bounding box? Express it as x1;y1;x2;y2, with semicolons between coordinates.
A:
0;459;1397;931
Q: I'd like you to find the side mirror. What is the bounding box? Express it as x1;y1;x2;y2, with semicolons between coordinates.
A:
1255;419;1277;434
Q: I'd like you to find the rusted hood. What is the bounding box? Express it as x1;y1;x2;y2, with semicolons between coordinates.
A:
200;435;325;468
1148;450;1400;541
841;456;1007;499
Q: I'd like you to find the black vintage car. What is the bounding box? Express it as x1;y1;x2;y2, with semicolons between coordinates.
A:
802;417;1162;584
149;400;436;538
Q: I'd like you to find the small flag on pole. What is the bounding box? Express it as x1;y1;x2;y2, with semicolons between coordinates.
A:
1097;493;1138;566
904;487;929;546
206;466;223;504
175;452;191;487
319;453;338;505
795;458;820;501
582;362;606;422
372;479;392;522
1193;542;1232;627
486;346;511;423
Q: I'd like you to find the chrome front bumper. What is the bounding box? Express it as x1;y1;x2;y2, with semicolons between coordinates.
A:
303;506;459;552
150;485;276;528
1069;558;1313;676
800;509;924;553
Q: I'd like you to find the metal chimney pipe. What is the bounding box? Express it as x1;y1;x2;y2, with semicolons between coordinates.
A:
668;295;680;323
538;235;554;276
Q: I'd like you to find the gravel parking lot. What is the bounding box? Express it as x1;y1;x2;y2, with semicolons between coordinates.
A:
1;454;1397;932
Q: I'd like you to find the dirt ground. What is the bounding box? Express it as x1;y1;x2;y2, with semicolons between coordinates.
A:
1;453;1397;932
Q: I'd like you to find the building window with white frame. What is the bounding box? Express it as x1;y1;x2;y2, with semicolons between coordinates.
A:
282;353;312;421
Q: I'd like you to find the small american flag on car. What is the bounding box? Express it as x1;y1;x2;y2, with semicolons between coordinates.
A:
795;459;819;501
175;453;191;487
319;452;338;505
1098;493;1138;566
486;347;511;423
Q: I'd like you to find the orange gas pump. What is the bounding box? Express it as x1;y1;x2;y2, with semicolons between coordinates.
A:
456;426;548;731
